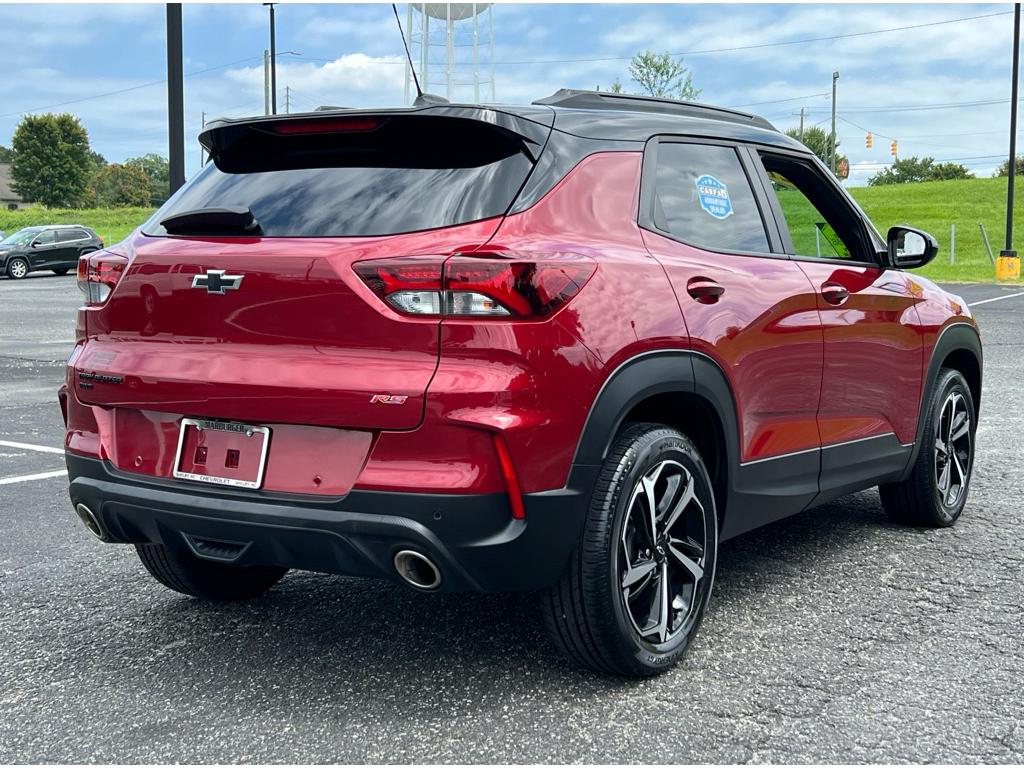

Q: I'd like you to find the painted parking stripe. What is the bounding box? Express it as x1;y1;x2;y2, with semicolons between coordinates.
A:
0;469;67;486
0;439;64;455
969;291;1024;307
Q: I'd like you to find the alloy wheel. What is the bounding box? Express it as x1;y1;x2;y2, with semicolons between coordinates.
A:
934;390;971;508
9;259;27;279
619;459;708;645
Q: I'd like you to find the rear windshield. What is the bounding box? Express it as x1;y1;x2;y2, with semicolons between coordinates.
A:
143;116;535;238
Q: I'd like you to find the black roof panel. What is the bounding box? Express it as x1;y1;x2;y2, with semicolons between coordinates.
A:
200;90;807;155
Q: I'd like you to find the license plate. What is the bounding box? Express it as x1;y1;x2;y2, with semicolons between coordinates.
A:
173;418;270;489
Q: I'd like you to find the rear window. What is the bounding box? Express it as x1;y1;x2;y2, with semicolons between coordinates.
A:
652;142;770;254
144;116;535;238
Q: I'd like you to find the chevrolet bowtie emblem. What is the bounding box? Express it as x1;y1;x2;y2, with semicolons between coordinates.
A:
192;269;244;294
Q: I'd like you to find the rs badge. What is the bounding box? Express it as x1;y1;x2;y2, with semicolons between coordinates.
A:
370;394;408;404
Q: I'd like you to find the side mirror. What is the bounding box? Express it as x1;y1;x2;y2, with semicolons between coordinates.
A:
30;240;38;248
887;225;938;269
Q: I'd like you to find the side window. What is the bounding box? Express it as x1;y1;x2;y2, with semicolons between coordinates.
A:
33;230;56;245
652;142;770;254
758;153;870;262
57;230;81;242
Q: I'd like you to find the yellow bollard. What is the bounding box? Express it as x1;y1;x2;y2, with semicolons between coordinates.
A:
996;251;1021;280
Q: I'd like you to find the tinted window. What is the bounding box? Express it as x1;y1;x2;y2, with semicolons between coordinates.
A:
144;116;534;238
759;153;867;261
653;142;770;253
57;229;87;242
34;230;57;245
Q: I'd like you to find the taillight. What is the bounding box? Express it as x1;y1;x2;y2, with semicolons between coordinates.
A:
77;251;128;305
353;252;596;319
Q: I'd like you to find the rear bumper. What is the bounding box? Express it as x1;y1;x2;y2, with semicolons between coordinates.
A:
66;453;594;593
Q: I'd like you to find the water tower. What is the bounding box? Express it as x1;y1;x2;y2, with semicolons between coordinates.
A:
404;3;495;104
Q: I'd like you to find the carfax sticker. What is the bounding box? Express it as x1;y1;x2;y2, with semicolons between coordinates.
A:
695;174;733;219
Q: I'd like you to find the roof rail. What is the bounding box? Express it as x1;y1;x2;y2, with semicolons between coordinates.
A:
533;89;776;131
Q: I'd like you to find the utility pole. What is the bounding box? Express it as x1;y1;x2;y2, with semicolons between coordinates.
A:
830;70;839;175
264;3;277;114
798;107;805;142
166;3;185;194
1002;2;1021;277
263;49;270;115
285;85;290;114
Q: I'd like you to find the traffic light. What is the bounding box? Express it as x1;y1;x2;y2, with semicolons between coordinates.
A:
866;132;873;149
890;139;898;157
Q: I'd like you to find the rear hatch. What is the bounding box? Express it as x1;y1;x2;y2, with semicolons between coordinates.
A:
75;107;552;431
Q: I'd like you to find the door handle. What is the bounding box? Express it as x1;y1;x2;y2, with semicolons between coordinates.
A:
821;282;849;306
686;277;724;304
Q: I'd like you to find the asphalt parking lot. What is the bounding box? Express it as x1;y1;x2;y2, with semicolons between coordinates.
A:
1;273;1022;763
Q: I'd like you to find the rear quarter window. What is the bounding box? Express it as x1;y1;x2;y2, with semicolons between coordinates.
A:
652;142;770;254
144;116;535;238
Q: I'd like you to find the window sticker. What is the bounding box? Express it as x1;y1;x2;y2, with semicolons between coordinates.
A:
695;174;733;219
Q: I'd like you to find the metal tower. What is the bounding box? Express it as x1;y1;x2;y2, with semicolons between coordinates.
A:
404;3;495;104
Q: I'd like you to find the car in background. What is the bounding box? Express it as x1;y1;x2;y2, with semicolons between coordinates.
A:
0;224;103;279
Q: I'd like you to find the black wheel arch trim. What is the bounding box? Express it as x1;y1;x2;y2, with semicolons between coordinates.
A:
899;321;982;482
567;349;772;541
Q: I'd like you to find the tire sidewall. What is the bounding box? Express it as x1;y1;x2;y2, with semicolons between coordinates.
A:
603;429;718;674
927;370;976;524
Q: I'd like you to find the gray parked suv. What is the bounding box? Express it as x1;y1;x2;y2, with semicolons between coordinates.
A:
0;225;103;279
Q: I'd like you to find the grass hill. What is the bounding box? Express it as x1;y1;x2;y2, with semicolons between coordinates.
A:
849;177;1021;283
0;177;1020;283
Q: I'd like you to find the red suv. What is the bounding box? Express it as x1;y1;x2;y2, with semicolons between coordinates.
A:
61;90;982;676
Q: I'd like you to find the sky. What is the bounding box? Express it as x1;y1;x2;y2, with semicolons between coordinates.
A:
0;2;1017;186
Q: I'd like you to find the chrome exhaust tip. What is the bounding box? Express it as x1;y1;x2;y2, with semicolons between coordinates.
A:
393;549;442;590
74;503;107;541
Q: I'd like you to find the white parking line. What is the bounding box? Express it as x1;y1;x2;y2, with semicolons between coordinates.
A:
0;439;64;455
0;469;67;486
969;291;1024;307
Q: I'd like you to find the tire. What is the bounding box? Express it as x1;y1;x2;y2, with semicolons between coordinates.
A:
541;422;718;677
879;368;976;527
52;268;69;276
135;543;288;601
6;257;29;279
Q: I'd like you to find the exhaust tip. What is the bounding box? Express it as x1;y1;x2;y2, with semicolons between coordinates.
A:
74;503;107;541
393;549;442;590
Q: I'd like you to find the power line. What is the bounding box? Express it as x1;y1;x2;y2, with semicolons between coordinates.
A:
799;97;1020;116
729;92;830;108
297;10;1010;69
0;52;302;121
489;10;1011;66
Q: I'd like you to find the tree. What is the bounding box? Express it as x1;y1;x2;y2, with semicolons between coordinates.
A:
0;145;12;163
869;156;973;185
10;113;92;207
927;161;973;181
608;51;700;101
125;153;170;204
89;163;151;207
785;126;847;172
995;155;1024;176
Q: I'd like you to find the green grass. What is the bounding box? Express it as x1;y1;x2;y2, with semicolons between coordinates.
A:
0;205;154;247
0;177;1020;283
850;177;1022;283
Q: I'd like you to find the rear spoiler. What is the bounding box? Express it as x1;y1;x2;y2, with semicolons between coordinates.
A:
199;105;555;170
